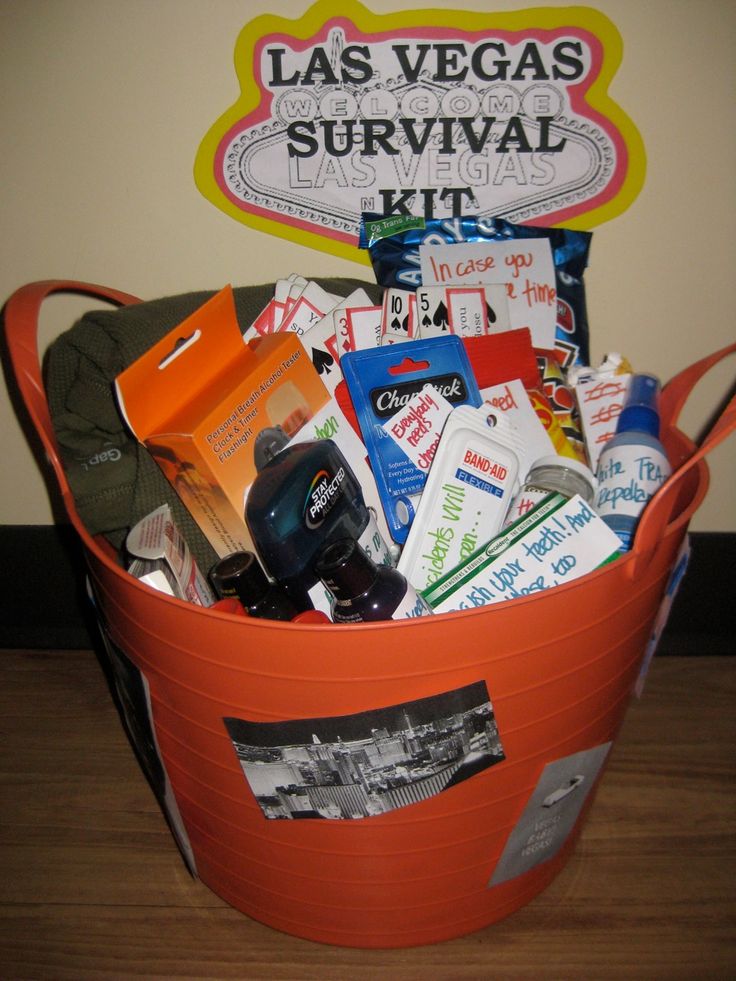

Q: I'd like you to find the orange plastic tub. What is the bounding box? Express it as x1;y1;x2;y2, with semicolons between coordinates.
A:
5;281;735;948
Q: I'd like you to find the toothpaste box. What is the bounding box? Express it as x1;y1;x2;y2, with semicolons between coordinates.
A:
422;492;621;614
115;286;331;557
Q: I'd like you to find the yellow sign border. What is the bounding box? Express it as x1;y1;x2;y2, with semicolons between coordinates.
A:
194;1;646;263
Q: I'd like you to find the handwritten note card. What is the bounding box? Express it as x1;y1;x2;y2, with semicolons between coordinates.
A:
572;372;632;472
423;492;621;614
382;383;454;473
481;378;555;474
419;239;556;349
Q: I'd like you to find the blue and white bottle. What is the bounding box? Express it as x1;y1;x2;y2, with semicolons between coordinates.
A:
594;374;672;551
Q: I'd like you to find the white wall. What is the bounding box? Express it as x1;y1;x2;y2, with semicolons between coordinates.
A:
1;0;734;531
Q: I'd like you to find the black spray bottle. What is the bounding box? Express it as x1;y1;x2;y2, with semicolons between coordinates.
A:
245;427;392;613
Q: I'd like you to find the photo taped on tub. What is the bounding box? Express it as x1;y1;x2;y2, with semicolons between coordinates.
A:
224;680;505;820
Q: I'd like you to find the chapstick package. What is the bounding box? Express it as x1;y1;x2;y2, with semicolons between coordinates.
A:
341;336;481;544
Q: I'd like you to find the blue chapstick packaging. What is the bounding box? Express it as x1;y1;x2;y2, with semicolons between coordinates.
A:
341;336;481;544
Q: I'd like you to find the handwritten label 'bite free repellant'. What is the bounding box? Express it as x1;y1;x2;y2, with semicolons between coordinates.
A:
593;373;672;551
595;442;671;546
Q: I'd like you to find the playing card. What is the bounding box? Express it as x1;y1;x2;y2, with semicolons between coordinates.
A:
304;289;373;394
278;280;342;336
274;274;307;304
244;296;285;340
336;305;383;354
417;285;510;338
381;288;418;344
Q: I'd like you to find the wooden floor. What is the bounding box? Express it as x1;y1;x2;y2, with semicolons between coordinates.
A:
1;649;734;980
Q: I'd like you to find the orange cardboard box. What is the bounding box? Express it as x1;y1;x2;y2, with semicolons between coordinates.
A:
115;286;331;557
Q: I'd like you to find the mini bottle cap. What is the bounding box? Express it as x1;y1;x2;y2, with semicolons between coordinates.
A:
210;550;270;605
291;609;331;624
616;374;661;438
211;597;249;617
253;425;290;470
315;538;378;600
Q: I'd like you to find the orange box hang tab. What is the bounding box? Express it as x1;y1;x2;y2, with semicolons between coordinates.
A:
115;286;331;557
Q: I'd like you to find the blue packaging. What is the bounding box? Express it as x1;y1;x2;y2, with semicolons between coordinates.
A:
341;336;481;544
359;213;592;367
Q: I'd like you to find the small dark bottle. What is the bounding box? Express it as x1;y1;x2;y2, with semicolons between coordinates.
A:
315;538;432;624
209;551;298;622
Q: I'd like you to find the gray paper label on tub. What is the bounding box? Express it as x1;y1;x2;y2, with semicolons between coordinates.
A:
489;741;611;887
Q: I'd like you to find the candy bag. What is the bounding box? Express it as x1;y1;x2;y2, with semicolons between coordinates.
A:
360;213;592;367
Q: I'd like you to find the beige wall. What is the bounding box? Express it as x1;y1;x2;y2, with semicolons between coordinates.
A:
1;0;734;531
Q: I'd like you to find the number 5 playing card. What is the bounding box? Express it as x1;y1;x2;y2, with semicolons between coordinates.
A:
416;284;510;338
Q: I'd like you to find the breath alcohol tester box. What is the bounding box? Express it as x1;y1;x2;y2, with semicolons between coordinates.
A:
116;286;331;557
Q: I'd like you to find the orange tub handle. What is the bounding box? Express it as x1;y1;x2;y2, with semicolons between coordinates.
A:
4;280;735;583
4;280;142;524
628;341;736;580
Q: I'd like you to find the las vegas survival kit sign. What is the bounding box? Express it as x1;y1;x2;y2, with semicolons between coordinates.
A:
195;1;645;260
